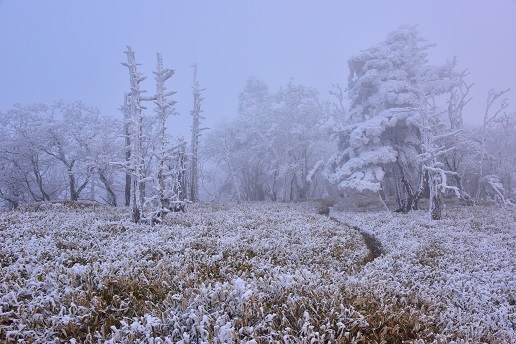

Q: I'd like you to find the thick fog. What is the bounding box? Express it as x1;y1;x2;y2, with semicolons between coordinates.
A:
1;3;515;340
1;0;515;134
1;0;516;211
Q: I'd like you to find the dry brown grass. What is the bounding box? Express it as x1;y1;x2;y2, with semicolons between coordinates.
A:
3;201;512;342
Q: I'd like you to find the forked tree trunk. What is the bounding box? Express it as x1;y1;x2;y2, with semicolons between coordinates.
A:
99;171;117;206
394;160;424;213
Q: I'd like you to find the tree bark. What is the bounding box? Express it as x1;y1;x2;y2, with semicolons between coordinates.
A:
99;171;117;206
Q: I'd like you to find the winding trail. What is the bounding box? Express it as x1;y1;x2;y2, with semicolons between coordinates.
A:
329;215;384;264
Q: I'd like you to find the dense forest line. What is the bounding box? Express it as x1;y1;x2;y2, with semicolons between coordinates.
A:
1;27;515;220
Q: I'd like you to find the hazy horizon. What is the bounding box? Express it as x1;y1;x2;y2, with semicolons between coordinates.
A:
1;0;515;136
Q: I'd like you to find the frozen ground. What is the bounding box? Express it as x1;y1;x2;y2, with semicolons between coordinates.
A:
332;203;515;343
0;201;514;343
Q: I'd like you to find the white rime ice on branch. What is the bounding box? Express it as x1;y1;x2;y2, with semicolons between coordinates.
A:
189;63;205;203
325;109;411;192
149;52;178;222
204;79;330;202
121;47;184;224
325;26;465;218
122;46;148;223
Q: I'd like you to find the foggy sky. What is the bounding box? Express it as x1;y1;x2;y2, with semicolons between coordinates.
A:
1;0;515;136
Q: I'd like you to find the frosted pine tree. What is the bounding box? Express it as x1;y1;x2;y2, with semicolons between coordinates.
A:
326;27;429;199
325;26;461;218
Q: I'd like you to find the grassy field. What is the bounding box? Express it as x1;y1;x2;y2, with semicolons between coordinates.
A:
0;201;514;343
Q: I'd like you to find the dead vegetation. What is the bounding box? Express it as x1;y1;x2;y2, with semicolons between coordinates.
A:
1;201;514;342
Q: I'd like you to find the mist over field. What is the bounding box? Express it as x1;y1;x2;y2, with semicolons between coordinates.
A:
1;1;515;342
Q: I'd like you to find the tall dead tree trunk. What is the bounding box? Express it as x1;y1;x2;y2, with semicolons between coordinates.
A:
122;46;148;223
122;94;132;207
190;63;205;203
153;52;176;217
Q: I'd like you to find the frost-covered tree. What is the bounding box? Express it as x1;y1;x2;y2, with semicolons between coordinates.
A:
120;94;132;206
447;68;473;131
203;79;275;202
203;78;330;201
476;89;510;202
325;26;461;218
150;52;177;217
493;112;516;201
472;90;513;204
189;63;205;203
440;71;475;204
120;47;188;223
0;102;123;208
51;102;122;202
236;78;276;200
203;119;244;202
0;104;62;207
122;46;149;222
273;81;330;200
83;112;122;206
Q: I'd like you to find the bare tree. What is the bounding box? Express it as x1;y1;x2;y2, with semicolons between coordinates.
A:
447;68;473;131
152;52;176;216
122;46;148;222
190;63;205;203
479;88;510;178
475;88;511;204
120;94;132;206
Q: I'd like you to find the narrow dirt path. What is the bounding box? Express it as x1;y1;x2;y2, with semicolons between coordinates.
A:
329;216;384;264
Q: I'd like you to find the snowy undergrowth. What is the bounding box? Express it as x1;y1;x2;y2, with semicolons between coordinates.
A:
332;205;515;343
1;201;370;343
1;202;514;343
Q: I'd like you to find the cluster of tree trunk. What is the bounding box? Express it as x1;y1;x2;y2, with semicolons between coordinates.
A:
2;28;514;222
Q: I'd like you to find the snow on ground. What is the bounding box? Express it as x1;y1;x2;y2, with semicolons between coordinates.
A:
0;201;368;343
332;204;515;343
0;201;514;343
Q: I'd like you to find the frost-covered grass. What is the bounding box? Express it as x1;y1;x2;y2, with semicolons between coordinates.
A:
1;201;369;343
0;201;514;343
333;204;515;343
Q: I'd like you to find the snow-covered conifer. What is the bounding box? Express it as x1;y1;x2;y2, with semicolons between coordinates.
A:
325;26;462;218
